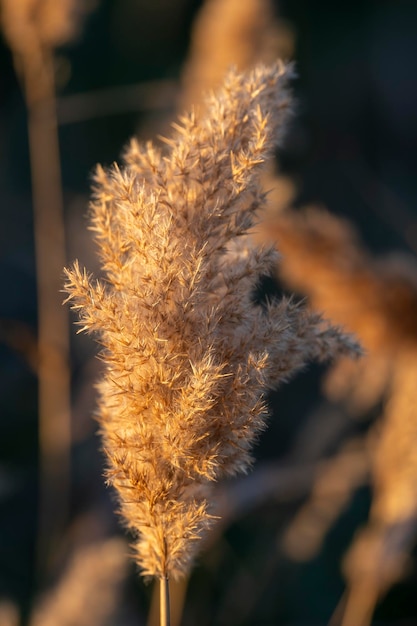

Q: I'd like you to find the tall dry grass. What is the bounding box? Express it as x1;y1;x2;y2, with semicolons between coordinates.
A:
0;0;96;577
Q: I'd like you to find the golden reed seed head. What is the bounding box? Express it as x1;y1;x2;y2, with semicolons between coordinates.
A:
64;63;360;580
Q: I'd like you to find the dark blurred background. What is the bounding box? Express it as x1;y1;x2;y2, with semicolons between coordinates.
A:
1;1;417;624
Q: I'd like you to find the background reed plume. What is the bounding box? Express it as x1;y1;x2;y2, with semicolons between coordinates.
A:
64;62;359;591
180;0;294;110
262;206;417;625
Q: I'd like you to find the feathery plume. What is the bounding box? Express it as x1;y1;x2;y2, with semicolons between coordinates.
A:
64;63;359;582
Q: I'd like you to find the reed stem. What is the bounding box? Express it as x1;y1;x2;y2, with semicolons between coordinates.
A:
160;577;171;626
19;46;71;576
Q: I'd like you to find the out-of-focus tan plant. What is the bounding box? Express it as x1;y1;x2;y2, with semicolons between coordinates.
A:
180;0;295;110
0;599;20;626
261;205;417;626
0;0;96;575
262;208;417;410
64;63;360;626
29;537;127;626
1;0;95;63
282;437;369;563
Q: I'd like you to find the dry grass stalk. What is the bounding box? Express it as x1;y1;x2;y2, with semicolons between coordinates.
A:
0;0;94;55
180;0;295;109
0;600;20;626
64;64;359;608
339;349;417;626
261;206;417;625
282;438;369;562
29;537;127;626
1;0;97;576
147;577;189;626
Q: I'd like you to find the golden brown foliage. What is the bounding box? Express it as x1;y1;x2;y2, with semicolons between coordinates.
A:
64;64;359;581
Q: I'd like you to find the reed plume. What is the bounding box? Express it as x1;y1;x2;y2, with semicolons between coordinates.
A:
262;206;417;625
262;207;417;411
64;63;359;588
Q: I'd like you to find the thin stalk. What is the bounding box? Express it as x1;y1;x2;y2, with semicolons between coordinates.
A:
336;582;377;626
17;46;71;576
328;592;347;626
160;577;171;626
